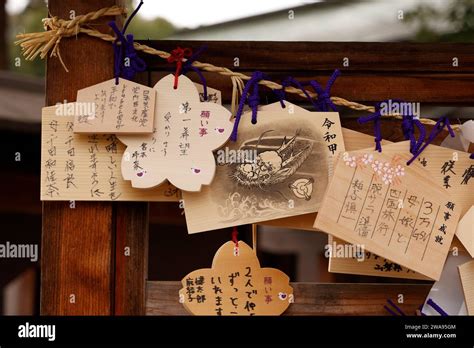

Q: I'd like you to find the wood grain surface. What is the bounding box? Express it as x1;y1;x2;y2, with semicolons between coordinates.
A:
147;281;431;316
42;0;120;315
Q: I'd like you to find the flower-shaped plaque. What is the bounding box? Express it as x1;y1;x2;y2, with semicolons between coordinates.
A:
118;74;233;192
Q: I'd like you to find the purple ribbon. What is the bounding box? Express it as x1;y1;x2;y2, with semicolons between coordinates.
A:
387;98;427;154
384;298;406;316
109;0;146;84
407;116;455;165
181;45;208;101
230;71;268;141
383;305;399;316
402;113;426;155
470;153;474;159
426;298;448;316
273;76;318;109
358;102;383;152
308;69;340;112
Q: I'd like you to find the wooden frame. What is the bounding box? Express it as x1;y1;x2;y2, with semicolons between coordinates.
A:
43;0;148;316
42;0;474;315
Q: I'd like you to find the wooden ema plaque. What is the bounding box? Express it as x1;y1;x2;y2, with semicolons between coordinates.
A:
183;102;345;233
326;141;473;280
74;78;156;134
314;146;462;280
179;241;293;316
327;235;429;280
118;74;233;192
41;105;179;201
456;205;474;257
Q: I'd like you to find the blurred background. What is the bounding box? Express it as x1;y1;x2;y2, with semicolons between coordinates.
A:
1;0;473;315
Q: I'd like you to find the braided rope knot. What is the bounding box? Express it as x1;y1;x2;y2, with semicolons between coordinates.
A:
42;16;80;35
15;5;126;72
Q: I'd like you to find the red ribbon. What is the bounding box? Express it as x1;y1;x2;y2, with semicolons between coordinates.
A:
232;226;239;248
167;47;192;89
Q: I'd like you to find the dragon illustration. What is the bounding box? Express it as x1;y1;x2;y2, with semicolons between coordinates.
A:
231;130;313;189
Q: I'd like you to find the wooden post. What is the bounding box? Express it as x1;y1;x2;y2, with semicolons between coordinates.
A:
42;0;149;315
114;202;149;315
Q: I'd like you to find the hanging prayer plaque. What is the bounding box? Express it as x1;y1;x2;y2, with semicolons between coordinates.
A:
119;74;233;192
456;205;474;257
74;78;156;134
314;143;462;280
327;141;473;280
179;240;293;316
40;104;179;201
183;102;345;233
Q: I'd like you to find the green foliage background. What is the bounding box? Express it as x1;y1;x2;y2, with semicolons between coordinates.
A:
8;0;176;77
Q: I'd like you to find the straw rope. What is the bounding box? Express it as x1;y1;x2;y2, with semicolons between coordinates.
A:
14;5;461;130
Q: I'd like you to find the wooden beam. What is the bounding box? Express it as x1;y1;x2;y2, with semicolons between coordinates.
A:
149;70;474;104
140;41;474;103
146;281;432;316
42;0;120;315
141;41;474;73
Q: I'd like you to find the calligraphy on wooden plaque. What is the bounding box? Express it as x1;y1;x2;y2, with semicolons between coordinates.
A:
314;148;461;280
74;78;156;134
327;141;473;280
119;74;233;192
179;241;293;316
41;104;178;201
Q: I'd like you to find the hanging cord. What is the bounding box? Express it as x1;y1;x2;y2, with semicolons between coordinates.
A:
273;76;318;109
230;71;269;141
384;298;406;316
232;226;239;248
401;108;426;155
307;69;340;111
167;47;192;89
181;45;209;100
426;298;448;316
108;0;146;84
358;102;383;152
407;116;455;165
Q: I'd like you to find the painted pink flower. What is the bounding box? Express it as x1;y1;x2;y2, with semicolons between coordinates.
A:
344;156;357;167
362;153;373;165
395;164;405;177
372;160;383;175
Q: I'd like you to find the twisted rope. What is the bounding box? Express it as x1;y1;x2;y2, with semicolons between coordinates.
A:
15;6;127;71
14;5;461;130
